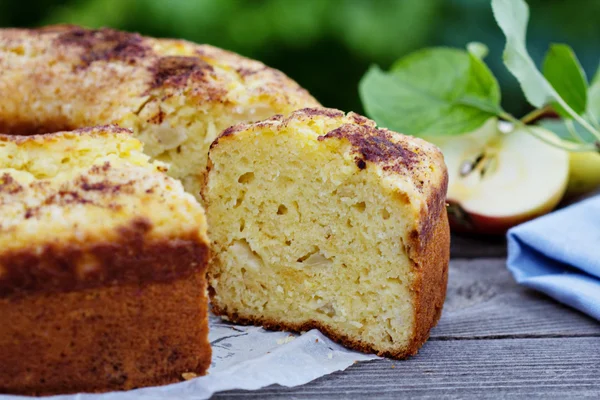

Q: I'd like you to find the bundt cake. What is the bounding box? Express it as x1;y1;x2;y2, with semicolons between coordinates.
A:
0;25;450;395
0;127;211;395
205;108;449;358
0;25;320;199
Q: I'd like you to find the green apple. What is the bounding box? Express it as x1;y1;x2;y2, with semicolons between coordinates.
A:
565;151;600;198
428;119;570;235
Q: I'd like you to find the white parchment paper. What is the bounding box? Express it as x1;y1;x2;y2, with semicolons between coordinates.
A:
3;313;379;399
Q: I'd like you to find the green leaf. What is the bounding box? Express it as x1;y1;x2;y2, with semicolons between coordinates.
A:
492;0;548;108
359;48;502;136
540;65;600;145
543;44;588;118
464;53;502;113
491;0;586;120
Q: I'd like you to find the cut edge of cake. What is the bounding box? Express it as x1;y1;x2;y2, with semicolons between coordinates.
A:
205;107;449;358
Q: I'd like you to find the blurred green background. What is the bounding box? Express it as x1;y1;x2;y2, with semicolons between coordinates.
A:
1;0;598;116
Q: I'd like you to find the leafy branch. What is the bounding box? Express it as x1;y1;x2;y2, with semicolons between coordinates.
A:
359;0;600;153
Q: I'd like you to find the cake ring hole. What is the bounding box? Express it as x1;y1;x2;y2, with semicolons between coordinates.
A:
0;120;76;136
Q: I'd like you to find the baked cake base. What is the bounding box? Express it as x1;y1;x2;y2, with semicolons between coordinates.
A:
0;270;210;395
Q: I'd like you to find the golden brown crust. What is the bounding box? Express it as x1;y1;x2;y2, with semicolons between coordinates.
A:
397;154;449;357
404;197;450;357
0;217;209;297
0;269;211;395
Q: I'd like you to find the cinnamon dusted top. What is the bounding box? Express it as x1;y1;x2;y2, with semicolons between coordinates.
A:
319;123;418;173
214;108;444;192
56;27;150;67
0;127;209;297
0;25;319;135
151;56;214;89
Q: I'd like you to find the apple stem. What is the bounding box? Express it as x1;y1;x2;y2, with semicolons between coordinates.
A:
524;124;598;152
500;112;598;153
587;110;600;131
565;120;584;143
520;106;554;125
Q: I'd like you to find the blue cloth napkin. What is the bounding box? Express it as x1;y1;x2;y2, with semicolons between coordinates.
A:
507;195;600;321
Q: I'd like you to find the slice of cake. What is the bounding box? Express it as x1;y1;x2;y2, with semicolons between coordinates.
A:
205;108;449;358
0;126;210;395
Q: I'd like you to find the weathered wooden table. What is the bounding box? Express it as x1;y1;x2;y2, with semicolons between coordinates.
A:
215;234;600;399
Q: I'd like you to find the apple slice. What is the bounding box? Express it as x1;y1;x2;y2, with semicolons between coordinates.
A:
430;119;569;235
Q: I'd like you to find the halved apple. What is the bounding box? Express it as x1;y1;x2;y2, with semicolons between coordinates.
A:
428;119;570;235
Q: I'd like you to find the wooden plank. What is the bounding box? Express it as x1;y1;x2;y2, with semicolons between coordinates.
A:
214;337;600;399
450;234;507;259
433;258;600;338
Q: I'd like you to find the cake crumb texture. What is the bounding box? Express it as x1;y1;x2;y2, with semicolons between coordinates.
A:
206;108;449;358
